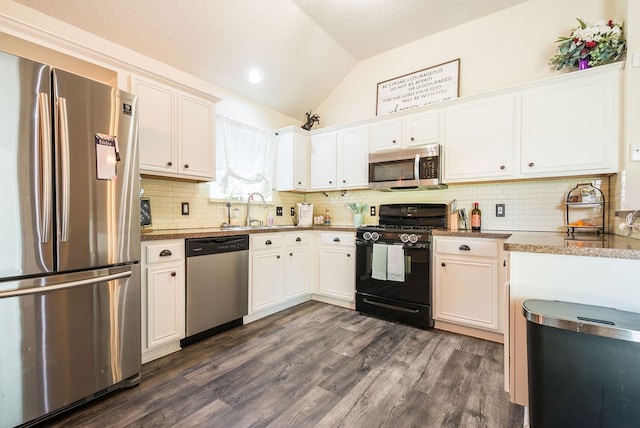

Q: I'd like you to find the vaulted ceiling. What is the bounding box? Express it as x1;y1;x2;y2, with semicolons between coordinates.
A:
14;0;527;118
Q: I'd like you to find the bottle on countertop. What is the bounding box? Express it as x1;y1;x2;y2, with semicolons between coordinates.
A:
471;202;481;231
267;211;274;226
325;208;331;226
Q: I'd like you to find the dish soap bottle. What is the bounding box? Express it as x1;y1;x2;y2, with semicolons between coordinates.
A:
325;208;331;226
471;202;481;231
267;211;274;226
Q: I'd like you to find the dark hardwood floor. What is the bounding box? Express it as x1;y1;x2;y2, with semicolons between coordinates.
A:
43;301;524;427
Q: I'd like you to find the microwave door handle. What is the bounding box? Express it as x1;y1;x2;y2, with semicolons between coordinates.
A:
414;154;420;180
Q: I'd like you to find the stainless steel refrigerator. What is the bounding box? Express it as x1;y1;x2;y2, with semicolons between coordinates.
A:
0;50;141;427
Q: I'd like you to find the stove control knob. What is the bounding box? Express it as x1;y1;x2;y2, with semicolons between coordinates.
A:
363;231;371;240
409;234;419;243
371;232;380;241
400;233;410;243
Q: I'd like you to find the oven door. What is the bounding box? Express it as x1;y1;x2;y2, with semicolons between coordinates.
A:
355;239;433;328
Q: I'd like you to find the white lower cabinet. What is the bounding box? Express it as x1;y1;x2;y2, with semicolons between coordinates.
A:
316;232;356;306
248;232;312;321
141;239;185;363
433;236;506;340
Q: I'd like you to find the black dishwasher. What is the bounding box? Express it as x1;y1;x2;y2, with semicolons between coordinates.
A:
182;235;249;346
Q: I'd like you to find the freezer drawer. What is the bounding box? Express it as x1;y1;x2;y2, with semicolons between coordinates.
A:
0;265;141;427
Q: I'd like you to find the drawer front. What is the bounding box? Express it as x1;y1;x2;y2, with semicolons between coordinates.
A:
285;232;311;246
251;233;284;250
320;232;355;247
146;241;184;264
435;237;499;257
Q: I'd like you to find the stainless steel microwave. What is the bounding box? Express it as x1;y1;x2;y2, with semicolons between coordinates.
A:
368;144;444;190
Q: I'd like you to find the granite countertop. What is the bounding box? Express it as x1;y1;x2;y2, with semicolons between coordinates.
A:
504;231;640;260
433;229;640;260
141;225;357;241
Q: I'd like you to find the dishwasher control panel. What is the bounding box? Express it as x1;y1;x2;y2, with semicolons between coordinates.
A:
186;235;249;256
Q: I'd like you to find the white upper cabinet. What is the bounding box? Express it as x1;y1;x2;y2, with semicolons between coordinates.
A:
177;93;215;179
275;126;309;192
310;125;370;191
132;76;176;175
444;94;519;182
337;125;369;188
370;110;440;152
405;111;441;148
520;65;620;177
132;75;216;181
310;131;338;190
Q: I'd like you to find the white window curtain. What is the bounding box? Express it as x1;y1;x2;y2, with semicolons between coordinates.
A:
210;115;275;201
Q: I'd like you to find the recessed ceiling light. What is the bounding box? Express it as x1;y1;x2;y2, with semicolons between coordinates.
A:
248;68;263;84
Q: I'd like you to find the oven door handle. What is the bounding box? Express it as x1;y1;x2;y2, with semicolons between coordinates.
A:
362;297;420;314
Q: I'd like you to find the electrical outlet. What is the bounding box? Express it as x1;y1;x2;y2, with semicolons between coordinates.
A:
631;144;640;162
370;206;376;216
181;202;189;215
276;206;283;216
290;207;295;216
496;203;505;217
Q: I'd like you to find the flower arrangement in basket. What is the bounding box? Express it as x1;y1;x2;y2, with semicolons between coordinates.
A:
549;18;626;71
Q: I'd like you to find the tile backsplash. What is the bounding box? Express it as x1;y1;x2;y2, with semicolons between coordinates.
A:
142;175;620;234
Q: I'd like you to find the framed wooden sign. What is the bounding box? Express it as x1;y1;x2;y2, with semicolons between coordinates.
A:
376;59;460;116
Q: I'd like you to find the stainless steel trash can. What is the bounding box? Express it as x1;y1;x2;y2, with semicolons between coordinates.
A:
523;299;640;428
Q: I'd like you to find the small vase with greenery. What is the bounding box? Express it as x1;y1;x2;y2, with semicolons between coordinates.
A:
347;203;368;227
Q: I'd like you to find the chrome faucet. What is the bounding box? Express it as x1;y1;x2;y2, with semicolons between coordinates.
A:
246;192;267;226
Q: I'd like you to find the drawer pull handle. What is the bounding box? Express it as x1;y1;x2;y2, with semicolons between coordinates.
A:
458;245;471;251
159;249;172;257
296;237;302;242
333;237;341;243
170;272;176;277
265;240;272;245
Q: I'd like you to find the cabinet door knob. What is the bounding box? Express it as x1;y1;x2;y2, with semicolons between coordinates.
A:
347;254;351;257
276;255;281;259
295;237;302;242
528;162;535;167
392;140;397;144
458;245;471;251
333;237;341;242
170;271;177;277
184;164;189;168
289;252;293;256
343;179;346;183
159;249;172;257
297;181;302;185
410;137;415;141
329;181;333;184
265;240;272;245
166;161;173;166
441;262;446;267
500;165;506;170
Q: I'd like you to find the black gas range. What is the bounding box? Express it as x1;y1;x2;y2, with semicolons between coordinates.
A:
355;203;447;329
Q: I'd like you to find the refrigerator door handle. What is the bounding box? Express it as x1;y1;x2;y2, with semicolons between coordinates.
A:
0;270;131;299
58;97;71;242
38;92;52;243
